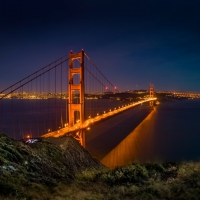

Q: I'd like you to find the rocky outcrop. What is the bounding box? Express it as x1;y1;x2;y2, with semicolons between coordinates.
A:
0;134;104;197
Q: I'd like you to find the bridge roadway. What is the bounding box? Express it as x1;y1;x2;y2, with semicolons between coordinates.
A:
86;100;155;161
42;98;156;138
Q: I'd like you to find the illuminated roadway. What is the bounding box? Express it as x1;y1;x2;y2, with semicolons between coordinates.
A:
42;97;157;138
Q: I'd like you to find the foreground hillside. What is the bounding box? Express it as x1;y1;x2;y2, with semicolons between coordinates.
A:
0;134;104;199
0;134;200;200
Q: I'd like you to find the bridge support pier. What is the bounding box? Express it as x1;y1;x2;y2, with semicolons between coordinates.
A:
68;50;85;147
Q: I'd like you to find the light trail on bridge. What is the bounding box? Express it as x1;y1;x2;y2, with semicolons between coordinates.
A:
42;98;157;138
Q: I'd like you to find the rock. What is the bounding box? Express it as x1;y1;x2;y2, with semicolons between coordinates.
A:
0;134;104;198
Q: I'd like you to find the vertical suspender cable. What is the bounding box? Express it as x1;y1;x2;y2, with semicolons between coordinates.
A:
60;59;63;128
22;85;24;138
19;81;22;139
66;58;68;125
85;56;87;119
54;66;58;129
11;87;15;139
35;72;39;137
48;67;52;132
30;80;33;137
0;95;4;134
39;74;42;134
42;69;46;133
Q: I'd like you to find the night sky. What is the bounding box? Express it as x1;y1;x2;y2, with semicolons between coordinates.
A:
1;0;200;92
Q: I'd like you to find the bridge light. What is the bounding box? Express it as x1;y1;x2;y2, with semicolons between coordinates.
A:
114;86;117;90
48;129;51;132
87;127;90;130
27;135;30;139
109;109;111;112
88;116;91;119
97;113;99;116
105;86;108;90
104;111;106;113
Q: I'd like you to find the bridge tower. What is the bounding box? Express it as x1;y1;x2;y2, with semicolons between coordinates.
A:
68;50;85;147
150;84;154;98
149;84;154;106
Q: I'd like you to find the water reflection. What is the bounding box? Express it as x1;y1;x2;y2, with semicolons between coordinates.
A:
101;100;200;168
101;109;156;168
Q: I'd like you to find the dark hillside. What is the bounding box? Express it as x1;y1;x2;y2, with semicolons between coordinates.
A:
0;134;104;199
1;134;200;200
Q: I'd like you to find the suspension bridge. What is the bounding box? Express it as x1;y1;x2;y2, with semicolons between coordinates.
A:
0;50;156;147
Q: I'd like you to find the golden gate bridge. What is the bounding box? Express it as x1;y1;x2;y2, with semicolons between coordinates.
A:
0;50;156;147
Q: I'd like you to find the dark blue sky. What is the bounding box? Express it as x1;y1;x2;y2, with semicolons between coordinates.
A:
1;0;200;92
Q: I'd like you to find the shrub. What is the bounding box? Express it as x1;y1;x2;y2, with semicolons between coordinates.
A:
101;164;149;185
0;179;25;198
76;169;108;182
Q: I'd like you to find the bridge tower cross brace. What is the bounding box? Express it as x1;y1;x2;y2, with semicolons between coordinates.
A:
68;50;85;147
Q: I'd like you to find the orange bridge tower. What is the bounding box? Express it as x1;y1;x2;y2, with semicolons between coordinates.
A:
149;84;154;106
150;84;154;98
68;50;85;147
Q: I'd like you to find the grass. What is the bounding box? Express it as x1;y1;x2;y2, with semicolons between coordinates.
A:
58;161;200;200
41;163;200;200
1;134;199;199
2;161;200;200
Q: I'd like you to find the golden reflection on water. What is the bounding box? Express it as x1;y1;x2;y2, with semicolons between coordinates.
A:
101;108;156;169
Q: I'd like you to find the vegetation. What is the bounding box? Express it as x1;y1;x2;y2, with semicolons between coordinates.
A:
73;162;200;200
1;134;200;200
